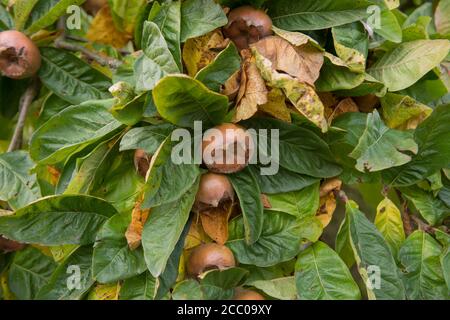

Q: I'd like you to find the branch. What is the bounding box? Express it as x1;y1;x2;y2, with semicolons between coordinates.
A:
395;189;414;236
55;37;123;69
410;215;437;235
7;78;39;152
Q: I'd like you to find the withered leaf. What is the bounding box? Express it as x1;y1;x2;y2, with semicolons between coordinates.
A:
316;192;337;228
329;98;359;123
199;202;233;245
125;201;150;250
258;88;291;123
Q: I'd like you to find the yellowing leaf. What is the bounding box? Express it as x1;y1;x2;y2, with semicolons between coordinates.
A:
87;282;121;300
258;88;291;122
185;220;210;250
182;30;226;77
375;197;405;258
316;192;336;228
199;203;233;245
272;26;322;49
329;97;359;123
87;6;131;48
125;201;150;250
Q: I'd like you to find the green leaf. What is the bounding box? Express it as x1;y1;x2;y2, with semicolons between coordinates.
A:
342;201;406;300
435;0;450;36
267;0;371;31
200;267;249;290
349;110;418;172
227;211;302;267
195;42;241;92
153;75;229;129
119;272;158;300
399;231;448;300
0;195;117;246
242;118;342;178
172;279;204;300
228;167;264;245
142;179;199;277
371;3;403;43
332;22;368;73
380;93;433;129
39;47;112;105
435;230;450;294
374;197;405;259
38;94;71;127
149;0;182;70
119;124;176;154
92;213;147;283
266;182;320;219
180;0;228;42
368;40;450;92
249;276;297;300
12;0;38;30
399;186;449;226
316;57;366;92
0;4;12;30
335;73;386;97
143;137;200;208
37;246;94;300
0;151;40;210
8;247;56;300
134;21;180;93
295;241;361;300
25;0;85;34
249;165;319;195
30;99;122;165
383;104;450;186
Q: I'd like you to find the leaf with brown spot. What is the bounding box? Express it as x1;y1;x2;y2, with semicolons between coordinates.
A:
316;192;337;228
272;26;322;49
260;194;272;209
182;30;227;77
87;282;121;300
47;165;60;186
319;178;343;198
125;201;150;250
258;88;291;122
87;6;131;48
233;56;268;122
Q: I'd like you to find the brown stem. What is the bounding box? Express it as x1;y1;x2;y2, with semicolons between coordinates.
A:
333;189;349;204
7;78;39;152
395;189;414;236
410;215;436;235
55;37;122;69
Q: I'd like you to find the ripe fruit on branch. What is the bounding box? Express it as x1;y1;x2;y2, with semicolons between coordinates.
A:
0;31;41;79
187;243;236;277
134;149;151;178
202;123;254;174
233;288;265;300
223;6;273;50
0;236;25;253
194;173;235;212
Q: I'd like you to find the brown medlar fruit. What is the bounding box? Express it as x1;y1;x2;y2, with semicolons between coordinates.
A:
202;123;253;174
223;6;273;50
194;173;235;212
233;288;265;300
82;0;108;15
0;236;25;253
187;243;236;277
0;30;41;79
134;149;151;178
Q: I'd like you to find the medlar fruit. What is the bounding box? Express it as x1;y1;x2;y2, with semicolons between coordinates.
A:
0;236;25;253
233;288;265;300
0;30;41;79
194;173;235;212
187;243;236;277
202;123;253;174
223;6;273;50
134;149;152;178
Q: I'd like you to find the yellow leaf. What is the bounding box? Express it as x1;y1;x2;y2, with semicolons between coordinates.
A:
87;282;121;300
125;200;150;250
258;88;291;122
87;6;131;48
375;197;405;257
184;220;210;250
316;192;336;228
199;202;233;245
0;272;14;300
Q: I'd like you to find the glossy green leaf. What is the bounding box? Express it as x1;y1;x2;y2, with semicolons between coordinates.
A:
0;195;117;245
180;0;228;42
153;75;229;129
267;0;371;31
92;213;147;283
8;247;56;300
228;167;264;245
30;99;122;165
399;231;448;300
37;246;94;300
119;124;176;154
0;151;40;210
119;272;158;300
12;0;38;30
295;241;361;300
39;47;112;105
172;279;204;300
332;22;368;73
368;40;450;92
249;276;297;300
142;179;199;277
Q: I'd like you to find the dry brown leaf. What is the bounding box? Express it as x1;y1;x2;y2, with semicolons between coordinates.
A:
199;203;233;245
260;194;272;208
125;201;150;250
182;30;227;77
316;192;337;228
251;36;323;86
354;94;380;113
258;88;291;122
185;219;210;250
329;98;359;123
319;178;342;198
233;56;268;122
221;69;241;100
87;6;131;48
47;165;60;186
